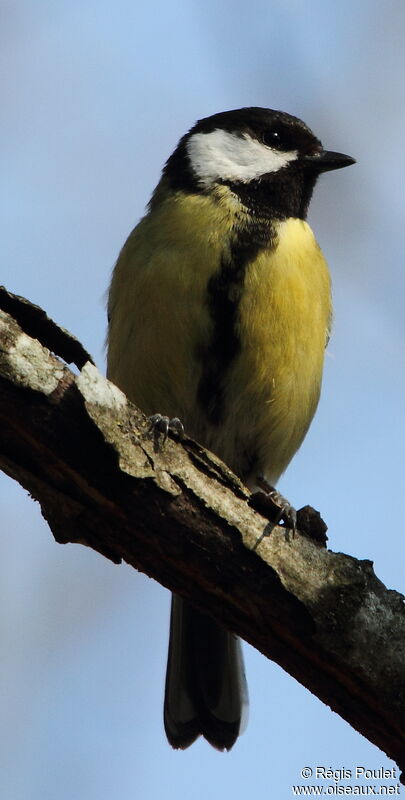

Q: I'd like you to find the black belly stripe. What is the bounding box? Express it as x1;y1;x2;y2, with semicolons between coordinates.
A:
197;215;276;425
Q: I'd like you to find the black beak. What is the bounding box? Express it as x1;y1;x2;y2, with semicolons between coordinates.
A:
304;150;356;173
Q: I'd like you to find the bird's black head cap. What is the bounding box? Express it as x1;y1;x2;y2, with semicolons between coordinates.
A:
158;107;355;220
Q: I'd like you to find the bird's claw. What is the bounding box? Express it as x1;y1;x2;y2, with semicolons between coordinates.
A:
256;476;297;534
267;488;297;533
148;414;185;451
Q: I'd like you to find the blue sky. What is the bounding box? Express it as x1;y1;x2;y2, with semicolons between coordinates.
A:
1;2;404;798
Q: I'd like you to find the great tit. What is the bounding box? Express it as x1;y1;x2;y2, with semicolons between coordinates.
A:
107;107;355;751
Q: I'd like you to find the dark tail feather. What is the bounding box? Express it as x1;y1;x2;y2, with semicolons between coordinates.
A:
164;594;248;750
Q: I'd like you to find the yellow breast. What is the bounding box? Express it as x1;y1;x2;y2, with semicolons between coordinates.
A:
220;217;332;484
107;192;332;488
107;189;234;417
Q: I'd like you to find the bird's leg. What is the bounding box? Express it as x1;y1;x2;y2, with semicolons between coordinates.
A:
256;475;297;533
147;414;185;451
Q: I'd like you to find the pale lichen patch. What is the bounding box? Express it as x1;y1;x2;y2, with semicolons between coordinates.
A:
76;362;127;411
5;329;65;394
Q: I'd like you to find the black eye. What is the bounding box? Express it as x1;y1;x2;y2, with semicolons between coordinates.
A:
262;129;283;148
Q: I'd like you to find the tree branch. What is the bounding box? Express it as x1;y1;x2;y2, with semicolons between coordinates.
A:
0;286;404;777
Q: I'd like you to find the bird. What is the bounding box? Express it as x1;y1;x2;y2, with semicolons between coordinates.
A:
106;106;355;751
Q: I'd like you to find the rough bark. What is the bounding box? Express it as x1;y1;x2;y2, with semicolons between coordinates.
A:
0;286;404;777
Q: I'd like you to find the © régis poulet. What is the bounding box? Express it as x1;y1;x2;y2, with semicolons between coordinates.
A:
106;106;355;751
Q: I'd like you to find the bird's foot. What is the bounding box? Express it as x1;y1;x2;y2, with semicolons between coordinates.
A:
147;414;185;451
255;476;297;533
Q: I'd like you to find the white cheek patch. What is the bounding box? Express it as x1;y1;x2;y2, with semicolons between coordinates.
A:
186;128;298;186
